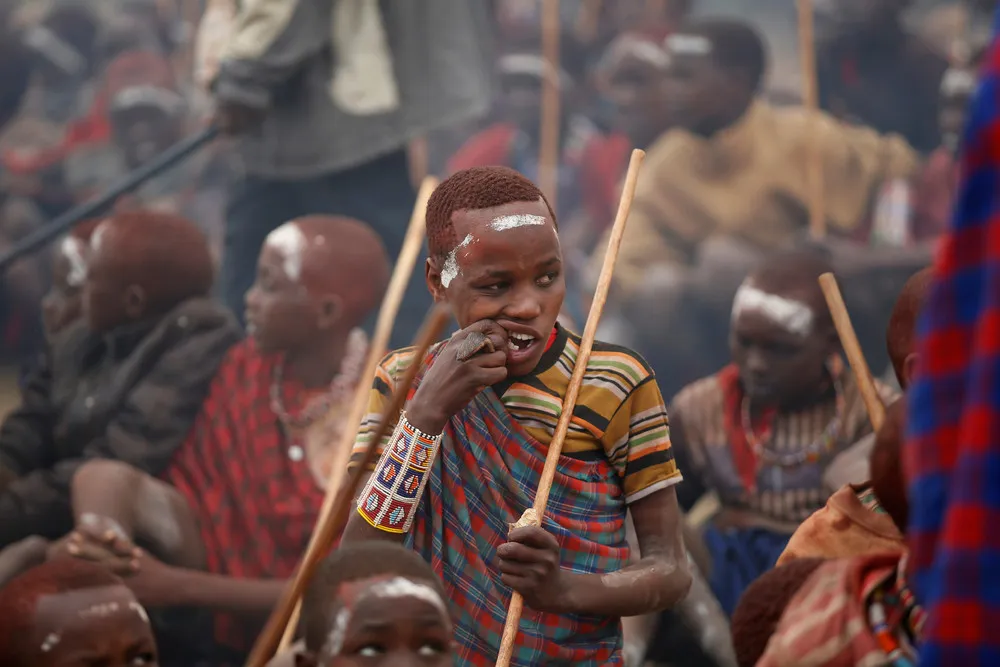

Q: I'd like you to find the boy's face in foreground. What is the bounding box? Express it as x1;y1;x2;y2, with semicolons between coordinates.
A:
304;577;453;667
31;584;158;667
427;198;565;377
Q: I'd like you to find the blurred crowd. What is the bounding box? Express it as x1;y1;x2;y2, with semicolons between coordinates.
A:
0;1;993;666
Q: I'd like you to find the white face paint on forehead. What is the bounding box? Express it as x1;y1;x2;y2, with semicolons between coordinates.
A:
322;607;352;659
359;577;448;615
440;233;476;288
666;34;713;56
90;220;110;254
265;223;308;282
732;283;814;337
489;214;547;232
60;237;88;287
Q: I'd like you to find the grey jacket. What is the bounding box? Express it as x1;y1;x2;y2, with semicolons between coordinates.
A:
215;0;495;179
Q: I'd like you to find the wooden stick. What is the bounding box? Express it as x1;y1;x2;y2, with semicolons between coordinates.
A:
539;0;562;213
261;176;436;656
818;273;886;432
494;149;645;667
246;304;451;667
573;0;603;45
797;0;826;240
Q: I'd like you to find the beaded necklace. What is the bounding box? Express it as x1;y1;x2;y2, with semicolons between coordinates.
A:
739;360;847;468
270;328;368;436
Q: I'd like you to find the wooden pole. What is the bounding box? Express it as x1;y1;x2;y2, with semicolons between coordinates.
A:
539;0;562;213
263;176;437;657
246;304;452;667
818;273;886;431
797;0;826;240
494;149;645;667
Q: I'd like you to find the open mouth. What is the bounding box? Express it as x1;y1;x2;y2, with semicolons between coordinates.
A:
507;331;536;351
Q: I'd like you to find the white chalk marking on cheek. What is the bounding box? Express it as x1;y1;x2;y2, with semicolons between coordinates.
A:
322;607;352;659
440;233;476;288
265;223;308;281
732;284;814;337
360;577;448;616
40;632;61;652
60;237;88;287
129;601;150;624
489;214;546;232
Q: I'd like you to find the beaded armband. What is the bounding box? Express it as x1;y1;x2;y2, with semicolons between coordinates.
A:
357;413;443;533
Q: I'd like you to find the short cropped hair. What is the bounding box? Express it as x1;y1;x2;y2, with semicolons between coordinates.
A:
886;267;933;388
680;18;768;91
426;166;556;262
302;542;447;653
0;559;126;665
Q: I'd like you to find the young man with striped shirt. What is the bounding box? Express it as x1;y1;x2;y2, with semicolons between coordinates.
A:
342;166;692;666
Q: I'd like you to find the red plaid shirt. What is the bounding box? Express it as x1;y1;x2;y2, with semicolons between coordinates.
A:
163;340;327;653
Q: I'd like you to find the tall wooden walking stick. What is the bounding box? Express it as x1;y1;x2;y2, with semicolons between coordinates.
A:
246;303;451;667
494;149;645;667
539;0;562;213
818;273;886;431
797;0;826;239
246;176;438;664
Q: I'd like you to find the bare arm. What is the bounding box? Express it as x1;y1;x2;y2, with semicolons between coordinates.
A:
502;487;691;618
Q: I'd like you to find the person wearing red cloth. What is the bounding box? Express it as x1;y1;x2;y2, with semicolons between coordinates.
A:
63;215;390;664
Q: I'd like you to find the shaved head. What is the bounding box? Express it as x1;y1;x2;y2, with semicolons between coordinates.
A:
263;216;390;325
886;267;932;389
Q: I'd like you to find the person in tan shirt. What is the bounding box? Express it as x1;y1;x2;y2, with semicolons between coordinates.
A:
602;18;919;300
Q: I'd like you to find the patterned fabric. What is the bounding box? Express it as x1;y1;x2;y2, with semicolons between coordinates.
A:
163;339;352;653
757;553;924;667
777;483;905;567
671;363;895;529
905;13;1000;665
408;346;629;665
352;325;681;501
358;415;442;533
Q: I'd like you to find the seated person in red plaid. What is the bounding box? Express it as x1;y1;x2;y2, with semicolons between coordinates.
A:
0;210;240;549
341;166;692;666
737;399;924;667
777;267;931;566
63;216;389;663
0;557;159;667
281;541;454;667
668;251;897;616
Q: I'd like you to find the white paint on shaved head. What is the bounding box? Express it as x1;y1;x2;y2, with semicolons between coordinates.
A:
265;223;308;281
320;576;448;658
732;283;814;337
490;214;546;232
322;607;352;659
90;220;110;254
60;237;88;287
78;601;121;619
666;34;713;56
440;233;476;288
361;577;447;614
40;632;61;652
129;601;150;624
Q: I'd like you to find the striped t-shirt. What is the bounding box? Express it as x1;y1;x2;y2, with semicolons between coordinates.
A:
350;325;682;503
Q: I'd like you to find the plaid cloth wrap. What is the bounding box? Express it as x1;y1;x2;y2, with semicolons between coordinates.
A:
905;10;1000;666
404;347;630;666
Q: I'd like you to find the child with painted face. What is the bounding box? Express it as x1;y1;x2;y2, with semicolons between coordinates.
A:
0;558;158;666
41;219;102;339
668;250;897;616
343;166;691;666
293;542;453;667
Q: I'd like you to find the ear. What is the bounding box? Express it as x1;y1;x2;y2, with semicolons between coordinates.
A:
123;284;147;320
316;294;343;331
902;352;919;389
425;257;446;303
